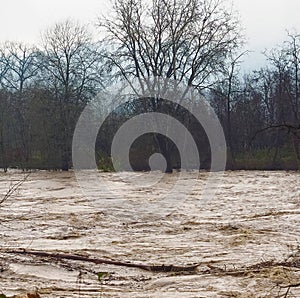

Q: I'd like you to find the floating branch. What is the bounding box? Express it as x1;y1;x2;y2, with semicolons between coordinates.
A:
0;249;199;273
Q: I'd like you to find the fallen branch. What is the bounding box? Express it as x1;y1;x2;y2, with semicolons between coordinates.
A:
252;123;300;140
0;249;199;273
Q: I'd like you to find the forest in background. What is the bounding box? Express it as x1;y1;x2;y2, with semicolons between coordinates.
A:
0;0;299;172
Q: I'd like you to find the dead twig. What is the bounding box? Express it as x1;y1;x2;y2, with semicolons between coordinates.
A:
0;173;30;206
279;283;300;298
251;123;300;143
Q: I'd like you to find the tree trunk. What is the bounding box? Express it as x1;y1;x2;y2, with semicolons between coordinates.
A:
61;147;70;171
155;134;173;173
165;152;173;173
293;136;300;161
272;132;280;168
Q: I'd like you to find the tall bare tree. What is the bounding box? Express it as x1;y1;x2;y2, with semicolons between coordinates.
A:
101;0;241;89
211;51;248;164
99;0;242;172
0;48;9;171
0;42;39;93
0;42;40;167
263;32;300;162
41;20;102;170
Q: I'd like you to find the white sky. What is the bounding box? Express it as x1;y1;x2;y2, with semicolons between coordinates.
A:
0;0;299;70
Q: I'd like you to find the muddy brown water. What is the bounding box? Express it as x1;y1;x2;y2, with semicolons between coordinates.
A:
0;170;299;297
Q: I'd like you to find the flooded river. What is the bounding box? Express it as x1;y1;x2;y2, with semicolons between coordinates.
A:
0;170;299;297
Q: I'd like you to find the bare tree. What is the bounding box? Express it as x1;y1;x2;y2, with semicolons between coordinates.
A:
41;20;102;170
0;48;9;85
211;51;248;163
0;43;40;167
99;0;242;172
0;42;39;93
284;32;300;159
262;32;300;162
101;0;241;89
0;50;9;171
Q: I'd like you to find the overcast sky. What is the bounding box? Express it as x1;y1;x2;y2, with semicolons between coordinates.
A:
0;0;299;70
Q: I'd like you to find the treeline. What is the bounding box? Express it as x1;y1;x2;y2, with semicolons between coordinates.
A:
210;33;300;170
0;21;103;171
0;0;299;172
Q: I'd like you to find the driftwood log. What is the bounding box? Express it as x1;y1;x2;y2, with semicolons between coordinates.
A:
0;249;199;273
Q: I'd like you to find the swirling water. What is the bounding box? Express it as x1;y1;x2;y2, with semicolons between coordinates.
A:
0;170;299;297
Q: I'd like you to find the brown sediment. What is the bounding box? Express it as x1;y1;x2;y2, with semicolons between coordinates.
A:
0;170;299;297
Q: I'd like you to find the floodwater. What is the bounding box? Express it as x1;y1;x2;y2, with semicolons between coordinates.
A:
0;170;299;297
